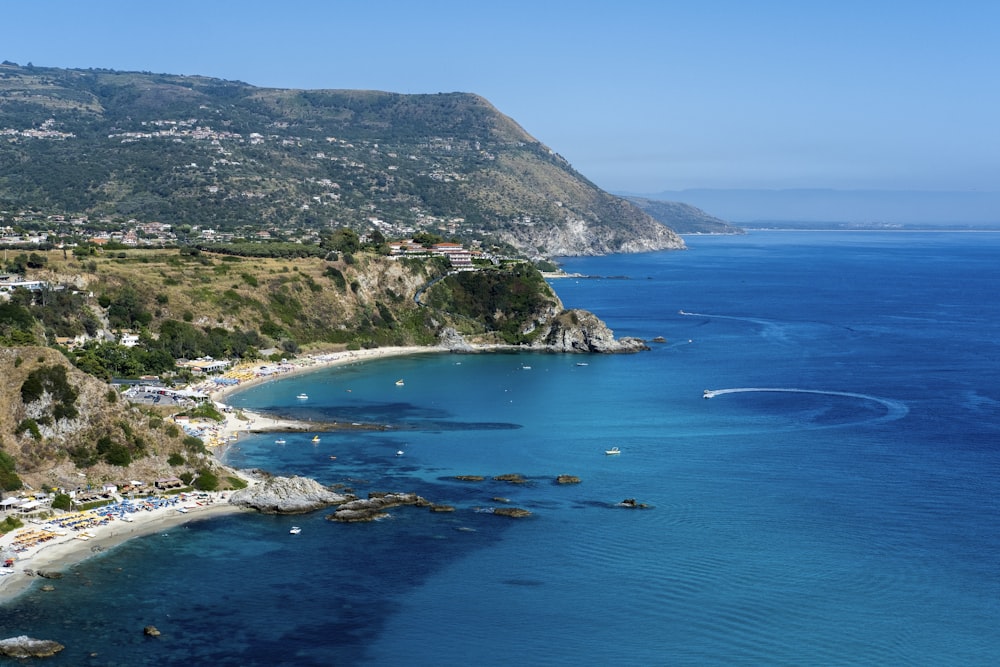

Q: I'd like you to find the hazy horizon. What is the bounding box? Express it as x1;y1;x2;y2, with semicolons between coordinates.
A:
630;188;1000;225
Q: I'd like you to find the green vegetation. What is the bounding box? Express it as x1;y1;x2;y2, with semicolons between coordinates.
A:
193;468;219;491
51;493;72;511
0;451;24;491
1;516;24;534
21;364;79;420
0;62;680;258
425;264;559;344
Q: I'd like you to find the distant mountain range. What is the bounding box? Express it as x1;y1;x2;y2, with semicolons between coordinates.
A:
0;62;692;257
630;189;1000;227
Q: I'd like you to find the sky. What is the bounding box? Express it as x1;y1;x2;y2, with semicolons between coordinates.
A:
4;0;1000;197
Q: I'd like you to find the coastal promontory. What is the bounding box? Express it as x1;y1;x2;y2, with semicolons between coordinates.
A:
228;475;349;514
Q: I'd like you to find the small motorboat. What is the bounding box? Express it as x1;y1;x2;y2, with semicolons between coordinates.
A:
396;450;405;457
289;526;301;535
329;455;337;460
311;435;321;443
395;379;405;386
605;447;621;455
275;439;286;445
296;393;309;400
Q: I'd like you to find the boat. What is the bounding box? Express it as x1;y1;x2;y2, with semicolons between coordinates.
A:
329;455;337;460
289;526;301;535
396;450;405;457
576;362;589;366
605;447;621;455
311;435;320;443
296;393;308;400
395;379;405;386
274;439;286;445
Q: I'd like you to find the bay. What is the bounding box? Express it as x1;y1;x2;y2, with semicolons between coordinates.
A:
2;231;999;665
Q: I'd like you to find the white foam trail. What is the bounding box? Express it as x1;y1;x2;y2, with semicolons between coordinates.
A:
702;387;909;424
678;310;791;342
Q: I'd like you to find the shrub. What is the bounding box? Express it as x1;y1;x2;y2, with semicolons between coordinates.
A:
168;452;186;466
193;468;219;491
51;494;72;511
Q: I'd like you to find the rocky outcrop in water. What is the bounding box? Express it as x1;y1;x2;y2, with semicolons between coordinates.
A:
0;636;65;658
228;475;349;514
328;492;429;522
492;507;532;518
536;309;648;353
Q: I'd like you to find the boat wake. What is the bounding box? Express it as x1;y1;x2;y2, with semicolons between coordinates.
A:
702;387;909;426
679;309;794;343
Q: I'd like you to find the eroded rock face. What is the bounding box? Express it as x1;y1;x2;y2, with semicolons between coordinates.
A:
0;636;65;658
228;475;348;514
536;309;648;354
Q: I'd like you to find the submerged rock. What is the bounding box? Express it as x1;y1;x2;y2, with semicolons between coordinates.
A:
454;475;485;482
0;636;65;658
143;625;161;637
228;475;348;514
615;498;652;509
493;473;527;484
555;475;581;484
492;507;532;518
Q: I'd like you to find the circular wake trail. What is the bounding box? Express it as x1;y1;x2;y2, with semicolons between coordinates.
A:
702;387;909;424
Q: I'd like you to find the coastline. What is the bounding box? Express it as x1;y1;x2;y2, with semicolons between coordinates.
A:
0;344;451;608
0;496;246;604
205;345;449;442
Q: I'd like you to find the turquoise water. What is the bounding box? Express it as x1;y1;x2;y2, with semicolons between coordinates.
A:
2;231;999;665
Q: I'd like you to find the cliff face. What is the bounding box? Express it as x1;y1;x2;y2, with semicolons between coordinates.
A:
428;268;646;353
534;308;648;353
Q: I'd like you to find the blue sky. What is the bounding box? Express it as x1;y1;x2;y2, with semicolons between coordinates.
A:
4;0;999;195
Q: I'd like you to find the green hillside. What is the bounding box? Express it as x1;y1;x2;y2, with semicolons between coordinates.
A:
0;62;685;256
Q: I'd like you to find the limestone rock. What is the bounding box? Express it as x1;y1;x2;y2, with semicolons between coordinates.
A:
0;636;65;658
556;475;581;484
228;475;348;514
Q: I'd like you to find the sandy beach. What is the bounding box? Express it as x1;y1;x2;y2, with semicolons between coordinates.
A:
0;344;450;606
0;495;246;603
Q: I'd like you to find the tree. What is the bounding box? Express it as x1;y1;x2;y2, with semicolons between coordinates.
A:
322;228;360;253
51;493;72;511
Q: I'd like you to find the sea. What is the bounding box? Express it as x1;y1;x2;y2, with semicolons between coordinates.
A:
2;230;999;666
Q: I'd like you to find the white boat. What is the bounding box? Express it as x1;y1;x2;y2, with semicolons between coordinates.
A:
605;447;621;455
296;393;309;400
396;450;405;457
311;435;321;443
576;362;589;366
275;439;286;445
395;379;405;386
289;526;301;535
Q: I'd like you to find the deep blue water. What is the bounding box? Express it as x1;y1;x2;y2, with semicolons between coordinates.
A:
2;231;999;665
